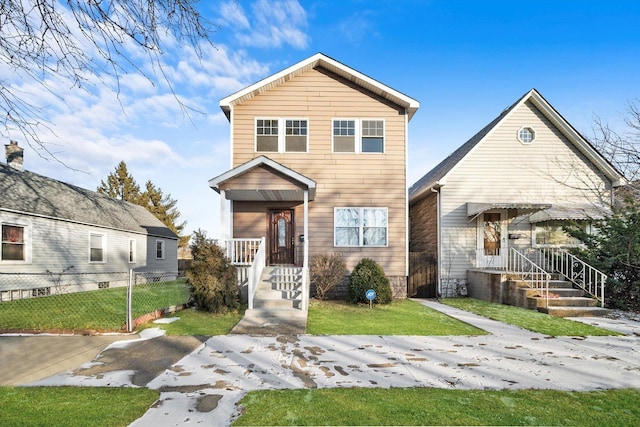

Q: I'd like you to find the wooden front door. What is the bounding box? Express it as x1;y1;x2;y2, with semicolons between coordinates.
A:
476;210;507;268
269;209;294;265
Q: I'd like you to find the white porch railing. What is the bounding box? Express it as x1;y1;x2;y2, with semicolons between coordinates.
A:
508;248;551;308
226;238;262;266
244;237;266;310
533;248;606;307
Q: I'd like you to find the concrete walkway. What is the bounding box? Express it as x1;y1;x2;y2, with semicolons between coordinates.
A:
11;300;640;426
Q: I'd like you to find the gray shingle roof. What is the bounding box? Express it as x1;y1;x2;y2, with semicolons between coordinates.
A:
0;163;177;239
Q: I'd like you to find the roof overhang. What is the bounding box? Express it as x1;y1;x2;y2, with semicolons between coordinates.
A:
529;205;608;223
467;202;552;220
209;156;316;202
219;53;420;121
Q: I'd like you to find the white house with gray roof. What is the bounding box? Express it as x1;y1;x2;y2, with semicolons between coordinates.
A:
0;142;178;299
408;89;625;311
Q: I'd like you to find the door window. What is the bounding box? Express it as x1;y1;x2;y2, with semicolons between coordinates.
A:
483;212;501;256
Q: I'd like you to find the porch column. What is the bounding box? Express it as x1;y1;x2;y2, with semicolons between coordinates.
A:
303;189;309;310
220;190;229;241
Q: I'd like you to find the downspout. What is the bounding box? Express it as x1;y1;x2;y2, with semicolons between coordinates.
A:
431;186;442;297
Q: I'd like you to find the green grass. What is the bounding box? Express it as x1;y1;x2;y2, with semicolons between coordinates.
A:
0;280;190;332
1;386;159;427
233;387;640;426
307;299;486;335
136;306;245;335
442;298;621;336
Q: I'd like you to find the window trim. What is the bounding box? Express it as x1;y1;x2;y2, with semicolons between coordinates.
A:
517;126;536;144
331;118;385;154
156;239;165;260
334;207;389;247
128;238;136;264
255;117;309;153
88;232;107;263
1;221;32;264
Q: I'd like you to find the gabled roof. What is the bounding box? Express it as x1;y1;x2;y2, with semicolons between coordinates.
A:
409;88;626;203
209;155;317;202
0;163;177;239
219;52;420;121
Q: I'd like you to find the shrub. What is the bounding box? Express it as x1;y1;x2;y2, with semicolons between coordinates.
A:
185;230;239;313
310;253;347;300
348;258;392;304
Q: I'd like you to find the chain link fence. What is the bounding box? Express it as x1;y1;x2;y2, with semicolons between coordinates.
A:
0;270;189;334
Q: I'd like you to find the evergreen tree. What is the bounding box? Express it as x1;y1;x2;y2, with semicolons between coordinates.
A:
98;162;188;248
140;180;188;247
97;161;141;202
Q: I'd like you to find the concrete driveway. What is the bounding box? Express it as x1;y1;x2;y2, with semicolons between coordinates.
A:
11;300;640;426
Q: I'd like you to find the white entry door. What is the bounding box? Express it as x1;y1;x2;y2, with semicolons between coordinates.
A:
476;210;507;268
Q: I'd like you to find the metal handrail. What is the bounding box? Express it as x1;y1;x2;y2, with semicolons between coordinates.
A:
508;248;551;308
533;248;606;307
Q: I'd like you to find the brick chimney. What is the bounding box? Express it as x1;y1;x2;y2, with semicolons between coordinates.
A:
5;140;24;171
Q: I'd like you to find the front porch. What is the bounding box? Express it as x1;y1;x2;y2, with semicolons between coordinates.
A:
466;247;608;317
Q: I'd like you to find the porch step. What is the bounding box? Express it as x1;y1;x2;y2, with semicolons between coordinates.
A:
538;306;610;318
254;266;303;310
528;296;600;308
230;308;307;335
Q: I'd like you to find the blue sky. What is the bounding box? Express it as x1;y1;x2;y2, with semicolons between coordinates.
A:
5;0;640;239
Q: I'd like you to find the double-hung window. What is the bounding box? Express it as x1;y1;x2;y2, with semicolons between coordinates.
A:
256;118;308;153
334;207;388;247
128;239;136;263
156;240;165;259
332;119;384;153
1;224;26;261
89;232;106;263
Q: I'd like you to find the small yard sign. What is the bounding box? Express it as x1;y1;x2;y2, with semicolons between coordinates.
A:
366;289;376;309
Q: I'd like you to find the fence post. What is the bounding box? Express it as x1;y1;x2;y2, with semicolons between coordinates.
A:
127;269;133;332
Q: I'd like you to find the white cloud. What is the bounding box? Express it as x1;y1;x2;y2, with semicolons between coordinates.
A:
222;0;309;49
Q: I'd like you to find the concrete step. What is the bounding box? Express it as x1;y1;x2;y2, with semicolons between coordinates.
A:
529;296;600;308
523;288;585;298
230;308;307;335
538;306;609;318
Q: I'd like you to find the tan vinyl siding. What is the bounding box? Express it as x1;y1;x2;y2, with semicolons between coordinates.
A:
438;100;612;281
230;67;408;276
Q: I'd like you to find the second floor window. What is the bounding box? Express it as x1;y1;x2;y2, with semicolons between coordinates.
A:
333;119;385;153
256;118;308;153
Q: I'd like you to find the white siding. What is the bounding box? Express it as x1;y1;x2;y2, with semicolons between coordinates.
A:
439;100;613;281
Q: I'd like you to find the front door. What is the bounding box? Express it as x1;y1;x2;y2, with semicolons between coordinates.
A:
269;209;294;265
477;210;507;268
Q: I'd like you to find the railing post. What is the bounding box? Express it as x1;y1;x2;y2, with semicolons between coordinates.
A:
127;269;133;333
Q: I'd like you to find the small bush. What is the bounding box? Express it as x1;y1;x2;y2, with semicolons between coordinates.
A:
186;230;239;313
348;258;392;304
310;253;347;300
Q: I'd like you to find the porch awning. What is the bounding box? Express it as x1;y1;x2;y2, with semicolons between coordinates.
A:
529;205;608;223
467;202;552;219
209;155;316;202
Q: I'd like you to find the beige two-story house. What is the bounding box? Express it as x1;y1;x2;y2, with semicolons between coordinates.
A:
210;53;419;310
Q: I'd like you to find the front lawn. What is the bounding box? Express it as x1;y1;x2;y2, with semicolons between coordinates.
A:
442;297;620;336
307;299;485;335
136;306;245;335
0;279;190;332
1;386;159;427
233;387;640;426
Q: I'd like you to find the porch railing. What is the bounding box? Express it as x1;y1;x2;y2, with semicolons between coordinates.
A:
508;248;551;308
245;237;266;310
532;248;606;307
226;238;262;266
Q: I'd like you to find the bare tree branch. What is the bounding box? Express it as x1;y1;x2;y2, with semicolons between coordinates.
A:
0;0;217;160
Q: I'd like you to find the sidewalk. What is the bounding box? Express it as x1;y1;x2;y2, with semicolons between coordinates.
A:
19;299;640;426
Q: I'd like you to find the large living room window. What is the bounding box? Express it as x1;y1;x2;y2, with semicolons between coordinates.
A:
256;118;308;153
533;220;589;247
1;223;26;262
334;207;388;247
332;119;384;153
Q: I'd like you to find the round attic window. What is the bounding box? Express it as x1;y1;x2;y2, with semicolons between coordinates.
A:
518;127;535;144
